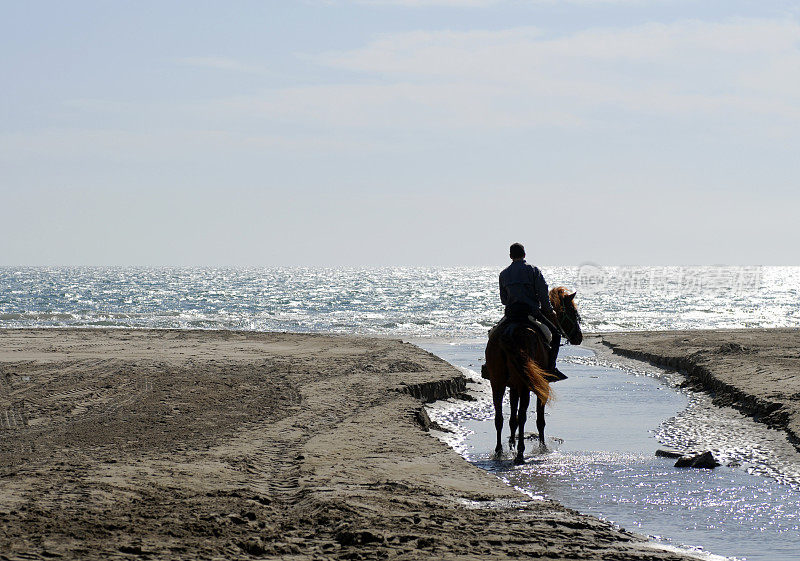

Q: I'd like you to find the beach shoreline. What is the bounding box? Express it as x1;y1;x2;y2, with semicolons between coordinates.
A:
0;328;697;560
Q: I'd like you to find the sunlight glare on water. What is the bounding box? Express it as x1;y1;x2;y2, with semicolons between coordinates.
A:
1;266;799;334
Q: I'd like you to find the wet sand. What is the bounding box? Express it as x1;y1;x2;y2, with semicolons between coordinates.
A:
0;329;694;560
586;329;800;452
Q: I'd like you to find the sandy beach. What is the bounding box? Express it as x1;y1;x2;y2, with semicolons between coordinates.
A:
0;328;700;560
586;329;800;452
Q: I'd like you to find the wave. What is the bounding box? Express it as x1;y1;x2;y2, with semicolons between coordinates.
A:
1;266;798;337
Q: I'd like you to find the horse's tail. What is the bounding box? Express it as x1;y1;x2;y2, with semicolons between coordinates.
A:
522;350;551;405
498;324;552;404
505;348;550;405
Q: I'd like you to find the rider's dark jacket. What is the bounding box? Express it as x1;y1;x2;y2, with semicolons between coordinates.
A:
499;260;553;316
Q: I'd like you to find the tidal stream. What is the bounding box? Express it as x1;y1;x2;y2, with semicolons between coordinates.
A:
417;341;800;561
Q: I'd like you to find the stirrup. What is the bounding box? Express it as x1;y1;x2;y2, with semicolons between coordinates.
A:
480;364;490;380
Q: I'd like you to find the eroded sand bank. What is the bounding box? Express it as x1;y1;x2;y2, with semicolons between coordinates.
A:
0;329;694;560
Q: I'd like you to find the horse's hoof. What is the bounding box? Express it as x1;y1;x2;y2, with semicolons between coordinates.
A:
513;456;525;465
493;448;503;459
538;442;548;453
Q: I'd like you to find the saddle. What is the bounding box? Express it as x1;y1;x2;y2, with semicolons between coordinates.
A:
486;313;552;346
482;310;567;383
497;321;549;362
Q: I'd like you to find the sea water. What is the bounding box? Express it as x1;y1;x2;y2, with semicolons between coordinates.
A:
1;266;798;334
2;266;800;560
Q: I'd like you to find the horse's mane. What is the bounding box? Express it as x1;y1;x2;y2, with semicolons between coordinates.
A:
549;286;570;313
549;286;580;320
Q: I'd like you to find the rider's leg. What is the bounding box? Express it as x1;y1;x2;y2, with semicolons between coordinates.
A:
533;312;561;372
548;329;561;372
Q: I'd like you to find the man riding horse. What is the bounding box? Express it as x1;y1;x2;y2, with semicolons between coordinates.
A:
487;242;564;380
483;242;583;464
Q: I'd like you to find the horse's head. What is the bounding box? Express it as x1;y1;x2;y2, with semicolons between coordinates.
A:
549;286;583;345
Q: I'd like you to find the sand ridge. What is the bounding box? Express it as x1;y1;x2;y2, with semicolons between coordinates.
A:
0;329;695;560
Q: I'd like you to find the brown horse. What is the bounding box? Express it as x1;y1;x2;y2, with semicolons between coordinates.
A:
484;287;583;464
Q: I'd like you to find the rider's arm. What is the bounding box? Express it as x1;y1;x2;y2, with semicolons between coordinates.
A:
543;307;559;328
499;274;508;306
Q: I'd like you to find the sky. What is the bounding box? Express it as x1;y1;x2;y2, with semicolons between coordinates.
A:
2;0;799;266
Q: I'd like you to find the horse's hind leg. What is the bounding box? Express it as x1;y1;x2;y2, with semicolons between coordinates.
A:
514;390;530;465
536;398;546;450
508;388;519;449
492;385;505;458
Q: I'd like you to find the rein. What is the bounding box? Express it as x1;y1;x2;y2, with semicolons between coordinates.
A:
554;301;580;345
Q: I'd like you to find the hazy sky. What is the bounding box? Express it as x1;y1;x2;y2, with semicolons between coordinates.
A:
2;1;799;266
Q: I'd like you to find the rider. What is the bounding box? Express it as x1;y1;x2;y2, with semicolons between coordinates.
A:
498;242;562;375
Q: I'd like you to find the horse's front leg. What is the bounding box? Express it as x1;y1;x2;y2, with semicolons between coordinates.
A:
514;390;530;465
536;397;546;450
492;385;505;458
508;388;519;450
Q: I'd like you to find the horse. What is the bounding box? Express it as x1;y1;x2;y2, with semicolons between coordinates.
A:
484;287;583;465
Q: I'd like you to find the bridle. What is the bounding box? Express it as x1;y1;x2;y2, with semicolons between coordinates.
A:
555;301;581;345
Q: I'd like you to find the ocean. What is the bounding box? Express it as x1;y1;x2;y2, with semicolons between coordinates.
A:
1;266;798;334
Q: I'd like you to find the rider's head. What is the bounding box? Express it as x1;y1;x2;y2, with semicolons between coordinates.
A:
509;243;525;260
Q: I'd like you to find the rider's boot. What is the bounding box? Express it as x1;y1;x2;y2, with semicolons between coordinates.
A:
545;331;568;382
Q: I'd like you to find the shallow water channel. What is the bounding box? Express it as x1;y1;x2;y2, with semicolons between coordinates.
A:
416;340;800;561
